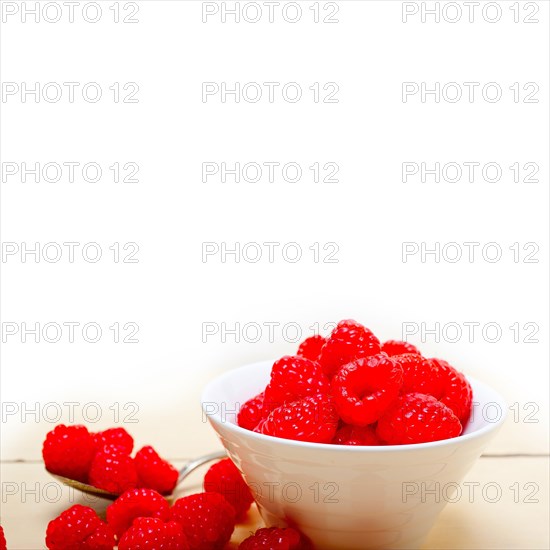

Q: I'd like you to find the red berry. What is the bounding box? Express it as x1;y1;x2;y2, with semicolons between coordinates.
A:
170;492;236;550
264;356;330;409
318;320;381;378
381;340;420;357
0;526;7;550
106;488;170;537
204;458;254;519
431;358;473;425
239;526;306;549
296;335;326;362
93;428;134;454
42;425;95;483
393;353;443;396
118;518;189;550
238;392;266;431
332;423;381;446
45;505;115;550
331;354;403;426
89;444;138;495
135;446;178;495
261;394;338;444
377;393;462;445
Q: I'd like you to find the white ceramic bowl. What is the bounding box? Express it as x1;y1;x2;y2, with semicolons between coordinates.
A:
201;360;506;550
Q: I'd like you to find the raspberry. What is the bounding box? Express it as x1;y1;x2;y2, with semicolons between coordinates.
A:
42;424;95;482
331;354;403;426
431;358;473;425
239;527;306;549
93;428;134;454
238;392;266;431
381;339;420;357
118;518;189;550
393;353;443;396
377;393;462;445
170;492;236;550
203;458;254;519
264;356;330;409
318;320;381;378
45;505;115;550
135;445;178;495
0;526;6;550
332;423;381;446
89;444;138;495
296;335;326;362
261;394;338;444
106;488;170;537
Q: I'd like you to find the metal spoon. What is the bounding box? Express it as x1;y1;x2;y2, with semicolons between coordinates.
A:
49;450;227;500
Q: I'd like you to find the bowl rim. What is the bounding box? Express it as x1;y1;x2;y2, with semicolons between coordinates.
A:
201;359;508;453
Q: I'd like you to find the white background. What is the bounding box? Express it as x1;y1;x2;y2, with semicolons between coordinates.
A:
1;0;548;497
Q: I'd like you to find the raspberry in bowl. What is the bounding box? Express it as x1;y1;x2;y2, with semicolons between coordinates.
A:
201;320;506;550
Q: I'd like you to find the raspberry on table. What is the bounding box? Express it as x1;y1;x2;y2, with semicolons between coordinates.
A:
263;355;330;409
170;492;236;550
261;394;338;444
42;424;96;482
237;392;266;431
393;353;443;396
45;505;115;550
431;358;473;425
89;444;138;495
296;335;326;362
381;339;421;357
376;392;462;445
318;320;381;378
118;518;189;550
331;354;404;426
93;428;134;455
332;423;381;446
0;526;6;550
106;487;170;537
203;458;254;519
239;526;307;549
135;445;179;495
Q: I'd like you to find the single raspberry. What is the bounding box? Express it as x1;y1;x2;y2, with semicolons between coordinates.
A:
89;444;138;495
296;335;326;362
42;424;96;483
239;526;306;549
318;320;381;378
135;445;178;495
170;492;235;550
238;392;266;431
118;518;189;550
393;353;443;396
0;526;6;550
204;458;254;519
93;428;134;454
377;392;462;445
264;356;330;409
381;339;420;357
261;394;338;444
431;358;473;425
332;423;381;446
106;488;170;537
331;354;403;426
45;505;115;550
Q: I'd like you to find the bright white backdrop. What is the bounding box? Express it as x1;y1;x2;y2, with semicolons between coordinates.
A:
1;1;548;465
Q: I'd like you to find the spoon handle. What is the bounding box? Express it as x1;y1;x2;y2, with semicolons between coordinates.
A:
177;450;227;484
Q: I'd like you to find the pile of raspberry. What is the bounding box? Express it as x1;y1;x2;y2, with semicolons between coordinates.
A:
42;425;179;495
238;319;473;445
43;456;309;549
